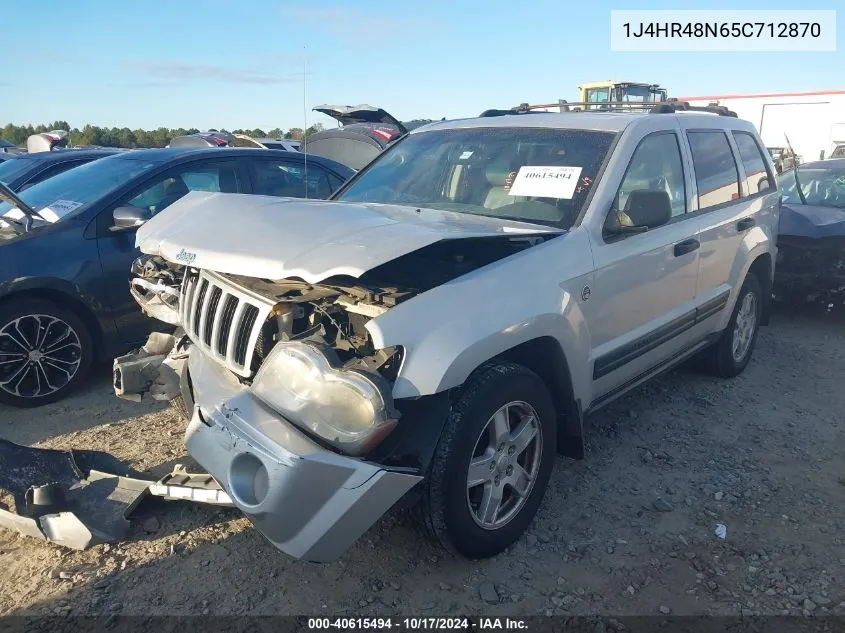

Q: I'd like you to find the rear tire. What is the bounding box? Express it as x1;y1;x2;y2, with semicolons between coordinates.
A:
703;273;762;378
0;298;94;408
417;361;557;559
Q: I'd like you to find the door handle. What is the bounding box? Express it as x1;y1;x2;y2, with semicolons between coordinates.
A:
673;238;700;257
737;217;755;231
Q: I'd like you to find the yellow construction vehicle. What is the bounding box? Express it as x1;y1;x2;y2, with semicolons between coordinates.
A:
577;80;667;109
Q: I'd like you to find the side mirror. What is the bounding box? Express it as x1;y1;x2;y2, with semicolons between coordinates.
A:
111;205;151;232
605;189;672;236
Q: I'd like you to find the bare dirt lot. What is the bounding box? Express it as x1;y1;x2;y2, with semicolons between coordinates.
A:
0;306;843;618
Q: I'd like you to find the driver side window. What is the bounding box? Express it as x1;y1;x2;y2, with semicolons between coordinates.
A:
122;161;242;219
613;132;687;219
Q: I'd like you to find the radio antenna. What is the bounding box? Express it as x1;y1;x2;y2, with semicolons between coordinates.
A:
302;46;308;200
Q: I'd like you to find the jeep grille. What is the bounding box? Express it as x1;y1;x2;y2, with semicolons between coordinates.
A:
179;269;274;377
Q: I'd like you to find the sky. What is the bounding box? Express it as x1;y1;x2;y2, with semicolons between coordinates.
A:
4;0;842;132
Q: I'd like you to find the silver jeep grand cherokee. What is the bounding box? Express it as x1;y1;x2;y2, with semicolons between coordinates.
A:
115;104;780;562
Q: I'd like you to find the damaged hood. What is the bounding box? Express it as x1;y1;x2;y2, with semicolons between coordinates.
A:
780;203;845;240
135;191;562;283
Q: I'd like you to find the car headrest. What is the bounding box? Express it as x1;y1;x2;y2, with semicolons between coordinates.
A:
486;159;513;186
165;177;190;196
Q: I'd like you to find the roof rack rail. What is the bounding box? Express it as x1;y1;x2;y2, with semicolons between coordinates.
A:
649;101;737;117
479;99;737;118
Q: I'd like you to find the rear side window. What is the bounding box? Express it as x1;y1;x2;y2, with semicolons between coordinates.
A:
733;132;773;195
251;159;333;198
326;170;347;193
28;159;91;186
687;131;740;210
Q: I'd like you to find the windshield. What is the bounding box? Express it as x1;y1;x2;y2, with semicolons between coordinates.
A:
0;157;36;187
779;165;845;208
620;85;660;102
831;145;845;159
0;155;159;222
337;127;616;230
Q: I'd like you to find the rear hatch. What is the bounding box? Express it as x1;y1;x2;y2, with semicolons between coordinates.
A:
313;104;408;135
303;105;407;170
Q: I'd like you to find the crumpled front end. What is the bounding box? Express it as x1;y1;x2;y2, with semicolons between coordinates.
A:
127;255;184;326
112;331;422;562
113;331;188;403
774;236;845;308
182;342;422;562
115;214;560;559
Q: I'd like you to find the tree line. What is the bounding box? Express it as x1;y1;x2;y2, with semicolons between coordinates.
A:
0;121;327;149
1;118;438;149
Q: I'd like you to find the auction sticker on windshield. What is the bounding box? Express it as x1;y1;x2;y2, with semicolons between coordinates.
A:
508;166;582;199
39;199;84;221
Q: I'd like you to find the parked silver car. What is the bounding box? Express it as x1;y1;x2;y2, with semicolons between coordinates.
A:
114;104;780;562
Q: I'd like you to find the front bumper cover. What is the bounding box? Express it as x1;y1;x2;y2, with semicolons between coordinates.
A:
177;339;422;562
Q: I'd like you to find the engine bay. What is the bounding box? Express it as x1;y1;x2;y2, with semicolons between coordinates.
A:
130;233;555;382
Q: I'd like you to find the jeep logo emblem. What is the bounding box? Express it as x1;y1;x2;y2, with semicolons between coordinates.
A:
175;249;196;265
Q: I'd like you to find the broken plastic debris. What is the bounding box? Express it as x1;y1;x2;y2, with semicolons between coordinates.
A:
714;523;727;540
0;440;231;550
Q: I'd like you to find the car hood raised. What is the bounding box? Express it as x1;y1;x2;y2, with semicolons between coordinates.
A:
780;202;845;239
135;191;562;283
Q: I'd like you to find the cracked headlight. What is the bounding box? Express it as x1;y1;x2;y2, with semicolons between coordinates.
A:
251;341;398;456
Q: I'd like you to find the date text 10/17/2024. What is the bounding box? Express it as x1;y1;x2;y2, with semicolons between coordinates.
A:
307;618;528;630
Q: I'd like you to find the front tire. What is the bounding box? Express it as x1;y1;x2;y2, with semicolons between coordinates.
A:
704;273;763;378
169;395;189;419
418;361;557;559
0;299;94;408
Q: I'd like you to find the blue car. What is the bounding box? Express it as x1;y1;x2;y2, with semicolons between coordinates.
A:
775;158;845;308
0;149;119;192
0;146;353;407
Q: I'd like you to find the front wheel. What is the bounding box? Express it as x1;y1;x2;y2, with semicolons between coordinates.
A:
417;361;557;559
169;395;189;419
0;299;94;407
703;273;763;378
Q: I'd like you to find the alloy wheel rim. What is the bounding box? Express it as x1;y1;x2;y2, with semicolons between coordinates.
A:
0;314;82;399
466;401;543;530
732;292;758;363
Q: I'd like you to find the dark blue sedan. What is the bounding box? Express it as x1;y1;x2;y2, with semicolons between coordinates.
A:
0;149;120;192
0;147;354;407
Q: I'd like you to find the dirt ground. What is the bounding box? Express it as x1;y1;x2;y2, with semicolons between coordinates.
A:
0;305;843;617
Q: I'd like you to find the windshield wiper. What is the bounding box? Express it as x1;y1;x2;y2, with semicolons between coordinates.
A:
784;134;807;206
0;181;39;234
0;181;38;217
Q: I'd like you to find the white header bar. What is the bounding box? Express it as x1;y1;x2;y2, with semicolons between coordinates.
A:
610;10;837;51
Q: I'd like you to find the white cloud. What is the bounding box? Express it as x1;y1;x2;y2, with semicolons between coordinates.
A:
125;60;302;85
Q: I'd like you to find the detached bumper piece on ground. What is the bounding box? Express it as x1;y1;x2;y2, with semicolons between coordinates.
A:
0;439;232;550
